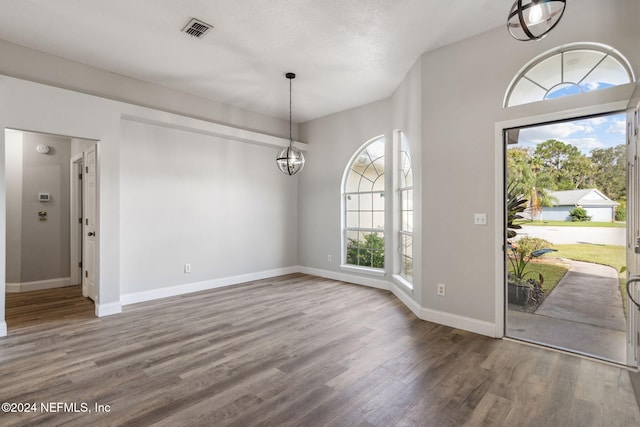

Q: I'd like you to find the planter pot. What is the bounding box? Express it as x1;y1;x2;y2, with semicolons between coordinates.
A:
508;282;530;306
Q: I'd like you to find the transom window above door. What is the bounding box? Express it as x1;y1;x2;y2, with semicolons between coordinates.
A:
505;43;635;107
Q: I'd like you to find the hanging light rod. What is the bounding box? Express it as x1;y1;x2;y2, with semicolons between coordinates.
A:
507;0;566;41
276;72;305;176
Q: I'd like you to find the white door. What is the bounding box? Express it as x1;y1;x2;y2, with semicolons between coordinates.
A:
82;145;97;301
70;156;83;287
626;102;640;367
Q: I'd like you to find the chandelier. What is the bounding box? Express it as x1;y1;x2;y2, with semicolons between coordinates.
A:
276;72;305;176
507;0;566;41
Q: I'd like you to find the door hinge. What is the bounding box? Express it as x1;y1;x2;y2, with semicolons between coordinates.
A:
79;262;82;268
85;166;89;173
85;219;88;225
79;217;82;224
79;173;82;180
85;270;88;278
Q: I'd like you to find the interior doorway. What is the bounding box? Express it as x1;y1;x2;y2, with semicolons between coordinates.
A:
504;112;629;364
4;129;97;329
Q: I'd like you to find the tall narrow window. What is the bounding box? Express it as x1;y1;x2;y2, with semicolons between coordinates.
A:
343;137;385;269
398;135;413;282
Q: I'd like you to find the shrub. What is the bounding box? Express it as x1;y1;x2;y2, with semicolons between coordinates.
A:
615;202;626;222
346;233;384;268
569;207;591;222
507;237;556;285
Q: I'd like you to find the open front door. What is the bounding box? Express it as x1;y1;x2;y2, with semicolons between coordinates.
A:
82;144;97;302
626;100;640;367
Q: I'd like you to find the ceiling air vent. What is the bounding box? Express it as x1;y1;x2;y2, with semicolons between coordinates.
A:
182;18;213;38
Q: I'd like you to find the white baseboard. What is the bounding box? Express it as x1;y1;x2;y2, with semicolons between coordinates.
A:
299;266;496;338
419;307;497;338
1;267;496;339
6;277;74;293
121;266;300;306
95;302;122;317
390;281;421;318
298;266;391;291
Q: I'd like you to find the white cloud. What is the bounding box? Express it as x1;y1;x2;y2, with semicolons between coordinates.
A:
563;137;606;153
519;121;594;143
607;119;626;134
579;116;608;126
583;82;601;92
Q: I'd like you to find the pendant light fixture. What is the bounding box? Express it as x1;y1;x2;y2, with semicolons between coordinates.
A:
276;72;305;176
507;0;566;41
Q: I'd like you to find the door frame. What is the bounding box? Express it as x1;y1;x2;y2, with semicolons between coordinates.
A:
625;101;640;365
82;144;98;302
70;153;83;290
494;99;636;367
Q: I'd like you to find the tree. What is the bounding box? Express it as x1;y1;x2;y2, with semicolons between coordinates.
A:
506;147;555;219
533;139;594;190
591;144;626;201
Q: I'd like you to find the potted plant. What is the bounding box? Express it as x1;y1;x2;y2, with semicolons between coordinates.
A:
507;237;556;305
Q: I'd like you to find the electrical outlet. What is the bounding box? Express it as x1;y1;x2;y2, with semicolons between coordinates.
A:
327;255;332;262
474;213;487;225
184;264;191;273
437;283;446;296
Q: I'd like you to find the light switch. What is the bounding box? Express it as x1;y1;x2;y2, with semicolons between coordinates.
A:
474;213;487;225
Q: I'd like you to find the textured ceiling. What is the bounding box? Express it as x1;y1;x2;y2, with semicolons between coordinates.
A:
0;0;512;122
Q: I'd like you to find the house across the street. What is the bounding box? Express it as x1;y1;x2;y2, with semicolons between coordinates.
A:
536;188;620;222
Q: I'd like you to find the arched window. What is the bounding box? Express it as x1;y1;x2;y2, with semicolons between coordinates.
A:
343;136;385;269
505;43;634;107
398;134;413;282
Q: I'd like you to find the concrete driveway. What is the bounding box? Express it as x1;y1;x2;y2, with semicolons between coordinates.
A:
518;225;625;246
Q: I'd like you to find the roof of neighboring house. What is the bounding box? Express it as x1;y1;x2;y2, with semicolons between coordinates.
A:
548;189;620;207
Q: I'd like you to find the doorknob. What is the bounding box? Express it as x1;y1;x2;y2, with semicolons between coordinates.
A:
88;232;95;237
626;278;640;311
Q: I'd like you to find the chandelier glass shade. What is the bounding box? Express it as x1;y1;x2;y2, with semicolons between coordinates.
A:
276;72;305;176
276;143;305;176
507;0;566;41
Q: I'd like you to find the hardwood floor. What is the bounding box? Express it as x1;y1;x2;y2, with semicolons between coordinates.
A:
2;274;640;426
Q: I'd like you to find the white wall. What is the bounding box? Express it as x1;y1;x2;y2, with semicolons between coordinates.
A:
0;73;301;332
0;39;291;139
5;131;22;284
419;0;639;327
120;119;298;296
17;132;71;283
297;99;391;288
0;0;638;339
298;0;640;336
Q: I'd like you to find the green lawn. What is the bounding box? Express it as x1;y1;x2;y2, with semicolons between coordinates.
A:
553;244;627;313
553;244;626;270
514;220;626;228
507;259;569;295
507;244;628;312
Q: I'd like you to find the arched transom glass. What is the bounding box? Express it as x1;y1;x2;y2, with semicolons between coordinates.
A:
505;44;634;107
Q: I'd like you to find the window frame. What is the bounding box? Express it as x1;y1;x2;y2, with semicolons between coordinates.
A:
397;133;413;284
341;136;386;273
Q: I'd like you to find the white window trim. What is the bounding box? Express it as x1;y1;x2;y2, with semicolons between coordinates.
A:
340;135;386;272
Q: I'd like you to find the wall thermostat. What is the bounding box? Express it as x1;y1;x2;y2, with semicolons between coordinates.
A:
38;193;51;202
36;144;50;154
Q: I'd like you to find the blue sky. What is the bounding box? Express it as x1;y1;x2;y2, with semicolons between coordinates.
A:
515;113;626;155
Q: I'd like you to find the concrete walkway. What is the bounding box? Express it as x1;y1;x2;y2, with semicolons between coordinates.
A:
507;259;627;364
